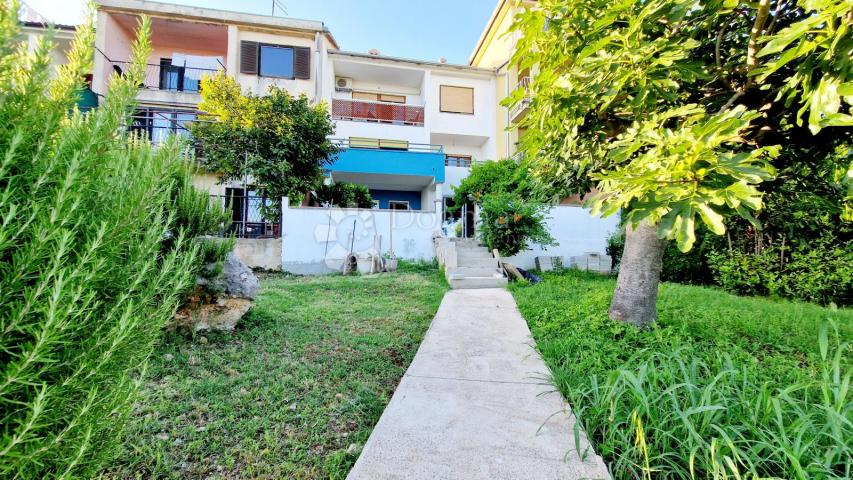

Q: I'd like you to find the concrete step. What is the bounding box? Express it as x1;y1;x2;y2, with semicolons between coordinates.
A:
447;266;503;278
458;250;494;260
456;257;500;268
448;276;509;289
455;243;487;249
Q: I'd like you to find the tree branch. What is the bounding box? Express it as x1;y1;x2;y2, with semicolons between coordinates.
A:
746;0;772;89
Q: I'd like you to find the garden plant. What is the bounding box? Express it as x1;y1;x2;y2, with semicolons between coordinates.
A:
0;4;230;477
509;0;853;324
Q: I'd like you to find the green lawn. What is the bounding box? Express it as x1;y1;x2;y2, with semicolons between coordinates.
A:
510;270;852;480
103;263;447;480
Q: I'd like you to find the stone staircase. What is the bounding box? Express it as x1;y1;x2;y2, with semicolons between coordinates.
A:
442;238;508;289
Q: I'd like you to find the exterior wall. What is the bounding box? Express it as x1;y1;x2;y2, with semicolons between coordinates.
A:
425;71;495;141
333;121;430;145
280;201;442;274
228;27;321;98
93;11;134;96
444;166;471;193
192;172;226;196
469;0;529;159
503;206;619;270
369;190;422;210
421;182;441;212
21;28;74;78
233;237;282;270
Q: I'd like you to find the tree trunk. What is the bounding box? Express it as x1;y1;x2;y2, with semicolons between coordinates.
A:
608;220;667;327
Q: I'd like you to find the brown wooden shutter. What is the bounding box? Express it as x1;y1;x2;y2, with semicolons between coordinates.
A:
294;47;311;79
240;41;259;74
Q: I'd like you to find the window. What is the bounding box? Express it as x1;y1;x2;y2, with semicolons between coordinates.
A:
130;108;196;145
389;201;410;210
158;59;183;91
440;85;474;114
352;91;406;103
240;41;310;79
260;45;294;78
445;154;472;167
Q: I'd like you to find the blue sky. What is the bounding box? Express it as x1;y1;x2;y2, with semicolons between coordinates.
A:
25;0;497;64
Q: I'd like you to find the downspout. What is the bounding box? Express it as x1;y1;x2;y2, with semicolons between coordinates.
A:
314;31;322;104
504;64;511;158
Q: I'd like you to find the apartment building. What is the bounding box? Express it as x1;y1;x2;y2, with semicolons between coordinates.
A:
88;0;616;272
92;0;494;216
469;0;536;160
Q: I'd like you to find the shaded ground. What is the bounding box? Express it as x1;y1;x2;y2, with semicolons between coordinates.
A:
104;263;447;479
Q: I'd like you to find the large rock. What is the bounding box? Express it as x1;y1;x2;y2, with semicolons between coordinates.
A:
173;298;253;332
172;252;259;332
198;252;259;299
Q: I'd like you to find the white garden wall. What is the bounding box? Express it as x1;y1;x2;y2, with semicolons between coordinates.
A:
280;200;442;274
504;206;619;270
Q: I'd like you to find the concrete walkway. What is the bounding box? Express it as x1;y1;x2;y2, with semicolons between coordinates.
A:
347;289;610;480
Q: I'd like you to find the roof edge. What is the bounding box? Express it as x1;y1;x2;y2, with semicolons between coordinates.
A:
329;50;496;74
469;0;510;66
96;0;339;48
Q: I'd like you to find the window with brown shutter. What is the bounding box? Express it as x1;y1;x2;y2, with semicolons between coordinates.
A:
240;41;310;80
294;47;311;79
240;41;259;74
439;85;474;114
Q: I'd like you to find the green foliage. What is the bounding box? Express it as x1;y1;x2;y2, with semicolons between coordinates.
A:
754;0;853;134
451;158;553;256
589;106;778;252
709;240;853;305
191;72;339;201
450;157;539;210
103;268;447;479
510;0;851;253
0;5;229;478
314;181;373;208
478;192;555;256
510;270;853;479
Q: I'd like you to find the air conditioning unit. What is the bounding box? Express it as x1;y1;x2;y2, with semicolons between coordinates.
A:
335;76;353;92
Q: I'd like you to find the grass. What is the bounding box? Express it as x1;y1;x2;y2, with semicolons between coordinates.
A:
103;262;447;479
510;270;852;480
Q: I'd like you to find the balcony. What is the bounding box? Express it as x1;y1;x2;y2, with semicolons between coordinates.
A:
108;59;224;93
332;98;425;127
129;108;197;144
328;139;445;183
509;76;532;122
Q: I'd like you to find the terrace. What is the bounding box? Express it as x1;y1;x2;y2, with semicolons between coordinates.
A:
94;11;228;102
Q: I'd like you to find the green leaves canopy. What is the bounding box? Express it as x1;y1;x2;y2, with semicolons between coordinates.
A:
508;0;852;251
192;73;339;201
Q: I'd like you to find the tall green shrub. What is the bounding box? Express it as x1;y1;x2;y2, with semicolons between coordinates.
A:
478;192;555;256
314;181;373;208
0;4;229;478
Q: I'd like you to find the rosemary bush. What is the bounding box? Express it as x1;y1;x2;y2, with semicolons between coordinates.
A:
0;2;229;477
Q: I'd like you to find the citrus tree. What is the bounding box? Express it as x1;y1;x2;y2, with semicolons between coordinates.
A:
509;0;852;325
191;73;339;204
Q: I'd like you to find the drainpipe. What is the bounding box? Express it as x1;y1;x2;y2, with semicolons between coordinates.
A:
504;64;511;159
314;32;322;104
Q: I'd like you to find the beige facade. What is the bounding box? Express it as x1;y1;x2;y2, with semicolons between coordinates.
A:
469;0;537;159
